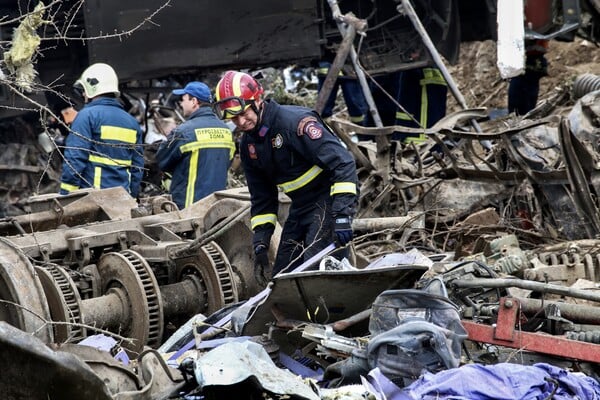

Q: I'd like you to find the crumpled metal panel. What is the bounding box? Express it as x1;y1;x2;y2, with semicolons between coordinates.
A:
194;340;320;400
238;265;427;336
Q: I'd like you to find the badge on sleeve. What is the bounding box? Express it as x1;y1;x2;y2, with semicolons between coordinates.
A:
248;143;258;159
305;121;323;140
297;116;318;137
298;116;323;140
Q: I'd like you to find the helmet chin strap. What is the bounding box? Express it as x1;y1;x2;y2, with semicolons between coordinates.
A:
251;99;264;127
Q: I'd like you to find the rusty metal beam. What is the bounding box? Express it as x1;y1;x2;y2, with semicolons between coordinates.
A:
463;298;600;363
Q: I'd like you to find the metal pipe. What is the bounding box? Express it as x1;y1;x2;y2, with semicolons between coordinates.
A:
352;213;424;231
176;203;250;256
160;276;206;317
332;308;371;331
515;296;600;325
81;288;128;329
452;278;600;303
326;0;385;131
573;74;600;100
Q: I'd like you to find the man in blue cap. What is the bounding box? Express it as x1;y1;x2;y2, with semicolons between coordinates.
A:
157;81;235;209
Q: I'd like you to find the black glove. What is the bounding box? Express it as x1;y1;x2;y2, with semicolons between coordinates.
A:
333;215;353;246
253;244;271;286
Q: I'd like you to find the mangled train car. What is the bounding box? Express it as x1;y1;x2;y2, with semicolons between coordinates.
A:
0;187;265;353
2;0;600;398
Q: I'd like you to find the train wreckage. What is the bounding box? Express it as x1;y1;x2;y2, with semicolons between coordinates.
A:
3;86;600;397
4;0;600;399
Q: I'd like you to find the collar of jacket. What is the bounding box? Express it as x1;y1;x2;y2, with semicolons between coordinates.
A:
187;106;215;120
85;97;124;109
249;98;279;139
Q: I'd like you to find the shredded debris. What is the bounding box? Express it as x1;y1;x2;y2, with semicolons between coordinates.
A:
3;2;47;91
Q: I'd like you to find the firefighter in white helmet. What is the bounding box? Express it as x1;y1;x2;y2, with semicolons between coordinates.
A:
59;63;144;197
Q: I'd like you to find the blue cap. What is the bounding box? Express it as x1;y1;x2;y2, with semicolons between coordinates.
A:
172;81;212;103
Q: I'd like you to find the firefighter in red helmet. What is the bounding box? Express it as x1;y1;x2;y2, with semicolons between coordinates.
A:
214;71;358;285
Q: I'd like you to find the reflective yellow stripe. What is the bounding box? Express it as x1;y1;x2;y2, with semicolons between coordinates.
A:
251;213;277;230
277;165;323;193
180;128;235;207
350;115;365;123
94;166;102;188
421;68;447;86
180;142;235;152
404;134;427;144
100;126;138;143
60;182;79;192
420;81;428;128
396;112;412;121
185;150;199;207
89;154;132;166
317;67;343;76
330;182;357;195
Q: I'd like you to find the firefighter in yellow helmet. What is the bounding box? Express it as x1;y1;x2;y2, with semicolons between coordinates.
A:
214;71;359;285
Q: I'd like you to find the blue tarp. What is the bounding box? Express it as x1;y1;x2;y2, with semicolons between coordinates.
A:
365;363;600;400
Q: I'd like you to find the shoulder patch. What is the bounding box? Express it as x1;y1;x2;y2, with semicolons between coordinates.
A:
297;116;318;137
304;121;323;140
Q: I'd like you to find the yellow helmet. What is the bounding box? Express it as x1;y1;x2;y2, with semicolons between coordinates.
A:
74;63;120;98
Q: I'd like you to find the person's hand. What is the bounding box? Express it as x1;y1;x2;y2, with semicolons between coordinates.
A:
253;244;271;286
333;215;353;246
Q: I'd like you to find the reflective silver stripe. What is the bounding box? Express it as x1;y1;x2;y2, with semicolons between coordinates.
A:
251;213;277;230
330;182;357;195
277;165;323;193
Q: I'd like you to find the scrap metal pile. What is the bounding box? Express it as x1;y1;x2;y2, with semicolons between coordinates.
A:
1;86;600;398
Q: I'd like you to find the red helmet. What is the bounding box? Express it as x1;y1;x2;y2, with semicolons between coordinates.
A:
214;71;263;119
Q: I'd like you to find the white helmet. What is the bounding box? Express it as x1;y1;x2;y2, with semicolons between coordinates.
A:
74;63;120;98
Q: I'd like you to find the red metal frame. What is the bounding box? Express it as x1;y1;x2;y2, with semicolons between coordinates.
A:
463;297;600;363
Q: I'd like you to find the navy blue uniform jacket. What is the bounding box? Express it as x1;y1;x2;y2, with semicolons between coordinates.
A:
240;99;358;246
157;107;234;209
60;97;144;197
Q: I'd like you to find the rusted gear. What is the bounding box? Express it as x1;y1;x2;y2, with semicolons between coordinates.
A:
35;263;84;343
178;241;238;314
96;250;164;352
0;237;52;342
120;250;164;348
204;242;237;305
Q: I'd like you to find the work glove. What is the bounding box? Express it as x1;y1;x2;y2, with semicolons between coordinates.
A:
333;215;353;246
253;244;271;286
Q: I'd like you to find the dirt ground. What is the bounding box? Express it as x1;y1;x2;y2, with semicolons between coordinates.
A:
447;37;600;113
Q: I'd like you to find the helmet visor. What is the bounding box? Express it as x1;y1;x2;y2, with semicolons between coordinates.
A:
213;96;253;120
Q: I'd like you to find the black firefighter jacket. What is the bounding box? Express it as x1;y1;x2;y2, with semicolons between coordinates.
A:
240;99;358;246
